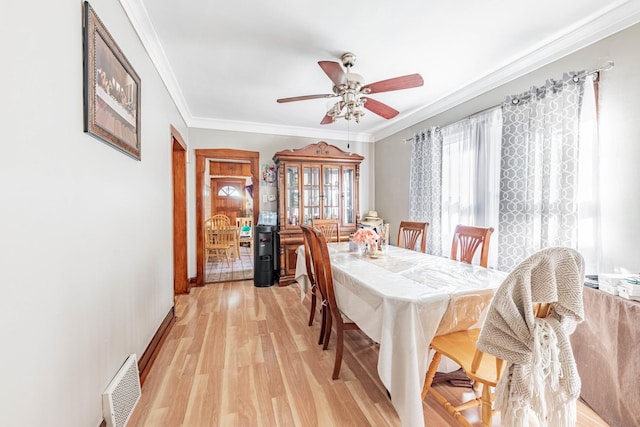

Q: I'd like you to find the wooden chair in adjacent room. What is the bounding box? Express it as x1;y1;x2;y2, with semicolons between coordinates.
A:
204;215;234;266
311;218;341;242
236;216;253;250
300;225;327;345
211;213;240;259
209;213;231;225
450;224;494;267
397;221;429;252
308;226;360;380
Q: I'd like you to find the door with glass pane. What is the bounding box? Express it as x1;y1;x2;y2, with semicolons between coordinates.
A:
302;164;321;225
322;165;340;220
285;165;300;226
342;165;356;227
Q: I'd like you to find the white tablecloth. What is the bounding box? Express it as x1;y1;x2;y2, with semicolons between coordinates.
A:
294;242;507;427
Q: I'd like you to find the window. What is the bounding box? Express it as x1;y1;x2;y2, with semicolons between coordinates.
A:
411;73;597;271
218;185;240;198
440;107;502;266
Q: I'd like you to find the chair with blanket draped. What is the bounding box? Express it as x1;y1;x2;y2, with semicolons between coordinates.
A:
300;225;328;345
308;226;360;379
422;247;585;427
311;218;340;242
450;224;494;267
397;221;429;253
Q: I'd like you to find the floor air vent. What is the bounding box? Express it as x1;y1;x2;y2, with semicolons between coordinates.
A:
102;354;141;427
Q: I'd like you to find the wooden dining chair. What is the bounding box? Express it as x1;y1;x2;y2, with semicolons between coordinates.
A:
311;218;341;242
450;224;494;267
308;226;360;380
397;221;429;253
204;216;234;266
209;213;231;225
423;301;553;427
236;216;253;249
430;225;494;387
209;214;240;259
423;246;585;427
300;225;327;345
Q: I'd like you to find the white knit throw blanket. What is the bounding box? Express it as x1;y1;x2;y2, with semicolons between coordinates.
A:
476;247;585;427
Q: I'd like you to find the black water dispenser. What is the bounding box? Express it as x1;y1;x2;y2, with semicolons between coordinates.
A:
254;224;278;287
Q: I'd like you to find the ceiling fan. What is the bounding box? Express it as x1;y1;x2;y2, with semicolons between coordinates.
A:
277;52;424;124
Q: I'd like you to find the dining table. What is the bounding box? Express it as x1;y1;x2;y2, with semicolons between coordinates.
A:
295;242;508;427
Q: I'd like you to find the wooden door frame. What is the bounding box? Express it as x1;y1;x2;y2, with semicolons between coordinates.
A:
171;125;189;295
195;148;260;285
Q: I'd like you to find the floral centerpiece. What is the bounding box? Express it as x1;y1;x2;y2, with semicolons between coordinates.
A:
353;228;380;256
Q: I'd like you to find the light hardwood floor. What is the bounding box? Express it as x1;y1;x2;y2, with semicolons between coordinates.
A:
129;280;609;427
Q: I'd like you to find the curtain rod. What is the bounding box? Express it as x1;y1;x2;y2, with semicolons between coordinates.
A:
574;60;614;81
511;61;614;104
403;61;615;143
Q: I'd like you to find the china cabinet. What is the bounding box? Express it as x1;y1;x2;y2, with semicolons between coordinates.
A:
273;141;364;284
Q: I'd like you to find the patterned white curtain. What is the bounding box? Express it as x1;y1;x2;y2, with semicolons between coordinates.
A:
409;127;442;255
498;72;586;271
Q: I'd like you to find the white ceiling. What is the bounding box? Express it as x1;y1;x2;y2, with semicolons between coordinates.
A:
121;0;640;142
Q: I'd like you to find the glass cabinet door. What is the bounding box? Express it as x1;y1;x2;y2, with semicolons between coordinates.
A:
285;165;300;226
302;165;320;225
342;166;356;225
322;166;340;220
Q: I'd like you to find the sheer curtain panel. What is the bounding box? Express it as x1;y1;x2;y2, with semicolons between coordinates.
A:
577;74;599;273
441;108;502;266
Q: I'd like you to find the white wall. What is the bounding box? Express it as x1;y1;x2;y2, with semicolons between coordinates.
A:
186;128;375;275
0;1;186;425
375;23;640;274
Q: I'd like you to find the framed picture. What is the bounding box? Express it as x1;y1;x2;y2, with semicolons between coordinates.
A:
83;1;141;160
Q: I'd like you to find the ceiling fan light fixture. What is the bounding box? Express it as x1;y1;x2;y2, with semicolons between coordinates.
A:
344;90;358;105
327;102;341;118
277;52;423;125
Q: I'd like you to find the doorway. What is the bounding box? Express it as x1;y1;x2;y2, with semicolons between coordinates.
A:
171;125;188;295
195;149;260;286
205;174;254;283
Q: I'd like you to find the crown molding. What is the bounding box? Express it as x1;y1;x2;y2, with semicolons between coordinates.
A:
119;0;193;125
373;0;640;141
121;0;640;143
188;117;375;143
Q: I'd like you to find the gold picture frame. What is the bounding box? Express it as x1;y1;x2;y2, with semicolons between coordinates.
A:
83;1;141;160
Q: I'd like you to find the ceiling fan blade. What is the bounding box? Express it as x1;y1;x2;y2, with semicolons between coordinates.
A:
318;61;347;86
321;101;345;124
362;73;424;94
277;94;334;103
320;113;334;125
361;97;399;119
